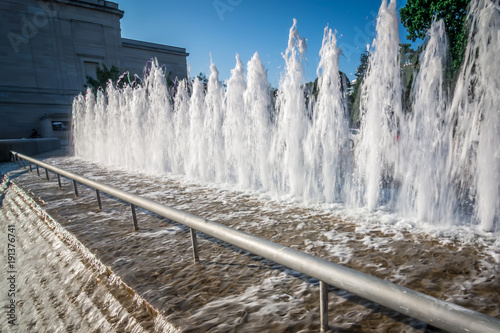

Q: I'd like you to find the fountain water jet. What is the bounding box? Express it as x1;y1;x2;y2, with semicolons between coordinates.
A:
398;19;454;224
244;52;273;190
73;0;500;233
224;54;249;187
204;62;226;182
354;0;402;211
186;76;206;179
449;0;500;231
272;18;309;198
304;26;351;203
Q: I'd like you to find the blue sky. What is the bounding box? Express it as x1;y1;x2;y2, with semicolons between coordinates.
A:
116;0;417;87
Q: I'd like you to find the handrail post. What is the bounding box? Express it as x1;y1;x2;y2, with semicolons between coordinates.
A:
320;281;328;332
57;173;62;188
28;161;32;172
95;189;102;210
131;204;139;231
190;228;200;263
45;168;50;181
16;154;21;167
36;164;40;177
22;158;26;169
73;180;79;197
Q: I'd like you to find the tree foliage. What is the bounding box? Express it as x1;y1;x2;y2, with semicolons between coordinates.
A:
349;50;370;127
400;0;470;74
400;43;422;112
85;64;125;95
354;50;370;83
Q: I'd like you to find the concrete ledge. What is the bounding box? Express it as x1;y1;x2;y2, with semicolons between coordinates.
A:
0;138;61;162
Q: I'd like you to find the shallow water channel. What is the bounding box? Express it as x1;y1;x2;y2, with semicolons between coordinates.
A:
3;154;500;332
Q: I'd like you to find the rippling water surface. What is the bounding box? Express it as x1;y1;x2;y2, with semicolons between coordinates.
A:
0;173;171;332
3;154;500;332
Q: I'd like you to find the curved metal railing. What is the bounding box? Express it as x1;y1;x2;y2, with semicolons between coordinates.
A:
9;150;500;333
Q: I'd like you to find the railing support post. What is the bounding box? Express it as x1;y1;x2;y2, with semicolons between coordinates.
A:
29;161;32;172
131;204;138;231
57;173;62;188
190;228;200;263
320;281;328;332
45;168;50;181
96;189;102;210
36;164;40;177
16;154;21;167
22;158;26;169
73;180;79;197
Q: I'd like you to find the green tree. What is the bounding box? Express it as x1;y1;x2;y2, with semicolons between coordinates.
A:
304;77;319;101
349;50;370;127
400;43;422;112
196;72;208;85
85;64;125;95
400;0;470;75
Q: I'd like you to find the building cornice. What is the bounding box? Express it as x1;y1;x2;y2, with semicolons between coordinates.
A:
122;38;189;57
58;0;124;18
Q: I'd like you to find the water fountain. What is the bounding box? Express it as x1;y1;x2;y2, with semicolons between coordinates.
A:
353;0;402;211
397;19;453;225
73;0;499;233
452;0;500;232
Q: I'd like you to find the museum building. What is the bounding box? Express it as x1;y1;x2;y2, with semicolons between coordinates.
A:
0;0;189;141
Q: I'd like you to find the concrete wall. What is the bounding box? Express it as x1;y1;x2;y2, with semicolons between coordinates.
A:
122;38;188;81
0;138;61;162
0;0;188;140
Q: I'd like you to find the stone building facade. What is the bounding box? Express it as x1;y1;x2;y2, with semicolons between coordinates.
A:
0;0;189;141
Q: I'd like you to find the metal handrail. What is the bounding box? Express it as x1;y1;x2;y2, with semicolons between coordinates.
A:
10;151;500;333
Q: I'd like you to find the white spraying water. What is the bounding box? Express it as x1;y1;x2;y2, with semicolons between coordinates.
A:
73;0;500;233
305;26;351;203
353;0;403;211
244;52;273;190
272;18;309;198
224;54;248;187
397;19;454;224
450;0;500;232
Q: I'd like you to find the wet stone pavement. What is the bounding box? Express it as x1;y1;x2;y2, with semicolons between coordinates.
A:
1;153;500;332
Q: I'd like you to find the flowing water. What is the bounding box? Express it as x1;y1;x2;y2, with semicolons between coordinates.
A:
0;175;175;333
2;155;500;332
73;0;500;234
